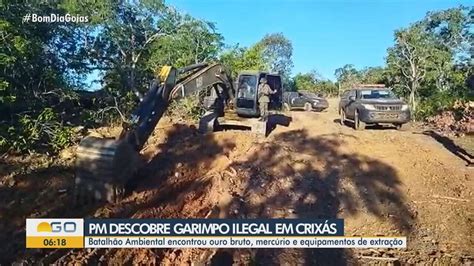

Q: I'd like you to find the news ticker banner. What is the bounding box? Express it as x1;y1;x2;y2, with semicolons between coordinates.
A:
26;218;406;249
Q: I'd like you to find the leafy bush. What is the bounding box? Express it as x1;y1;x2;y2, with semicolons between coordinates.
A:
50;126;75;153
80;91;137;127
166;95;206;123
416;91;458;119
0;108;77;154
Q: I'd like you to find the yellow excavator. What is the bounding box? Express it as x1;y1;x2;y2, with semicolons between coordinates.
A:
74;62;284;204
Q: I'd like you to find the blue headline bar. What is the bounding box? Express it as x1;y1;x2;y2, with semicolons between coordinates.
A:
84;219;344;236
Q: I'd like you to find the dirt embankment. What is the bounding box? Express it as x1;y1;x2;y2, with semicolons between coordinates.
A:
0;100;472;265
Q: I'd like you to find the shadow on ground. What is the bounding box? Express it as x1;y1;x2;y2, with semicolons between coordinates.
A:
1;122;417;264
333;118;402;130
92;124;237;264
0;158;103;264
266;114;292;136
214;113;292;137
217;128;415;265
99;123;237;220
0;123;236;264
422;130;473;166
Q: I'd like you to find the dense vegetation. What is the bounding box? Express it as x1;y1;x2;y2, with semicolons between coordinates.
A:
0;1;472;154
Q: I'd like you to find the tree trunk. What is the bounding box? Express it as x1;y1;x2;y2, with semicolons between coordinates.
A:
130;62;142;101
130;64;135;95
409;81;417;121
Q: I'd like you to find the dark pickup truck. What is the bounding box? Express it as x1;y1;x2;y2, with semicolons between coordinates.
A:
283;91;329;112
338;87;411;130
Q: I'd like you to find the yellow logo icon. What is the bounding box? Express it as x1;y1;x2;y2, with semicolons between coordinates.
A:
37;222;52;232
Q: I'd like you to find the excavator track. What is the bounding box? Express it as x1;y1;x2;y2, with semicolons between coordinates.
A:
74;136;139;204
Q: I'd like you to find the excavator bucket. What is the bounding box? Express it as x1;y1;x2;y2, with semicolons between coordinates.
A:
74;136;139;204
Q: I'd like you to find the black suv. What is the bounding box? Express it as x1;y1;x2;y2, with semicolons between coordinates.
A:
283;91;329;112
338;87;410;130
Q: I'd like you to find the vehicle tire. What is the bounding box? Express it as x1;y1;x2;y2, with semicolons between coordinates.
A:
395;123;404;130
283;103;291;112
340;109;346;126
354;110;366;130
304;102;312;112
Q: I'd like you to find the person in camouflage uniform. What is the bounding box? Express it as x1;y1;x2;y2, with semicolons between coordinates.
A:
257;77;276;121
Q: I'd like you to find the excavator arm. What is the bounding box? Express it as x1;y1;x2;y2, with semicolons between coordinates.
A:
74;62;234;204
125;63;234;151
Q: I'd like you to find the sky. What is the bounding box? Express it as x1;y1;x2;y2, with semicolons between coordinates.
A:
166;0;472;80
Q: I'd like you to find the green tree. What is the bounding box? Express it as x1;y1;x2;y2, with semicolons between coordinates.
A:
386;6;473;118
424;6;472;56
0;0;226;153
0;1;96;152
148;13;223;69
219;33;293;80
220;44;267;77
360;67;387;84
316;80;339;96
292;71;337;96
423;6;473;97
334;64;361;92
258;33;293;77
387;25;433;115
0;2;87;110
293;70;321;91
88;1;171;100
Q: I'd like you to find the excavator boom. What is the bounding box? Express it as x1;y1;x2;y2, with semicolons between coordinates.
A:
74;62;235;204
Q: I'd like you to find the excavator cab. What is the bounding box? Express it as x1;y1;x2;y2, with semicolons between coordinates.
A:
234;71;283;117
